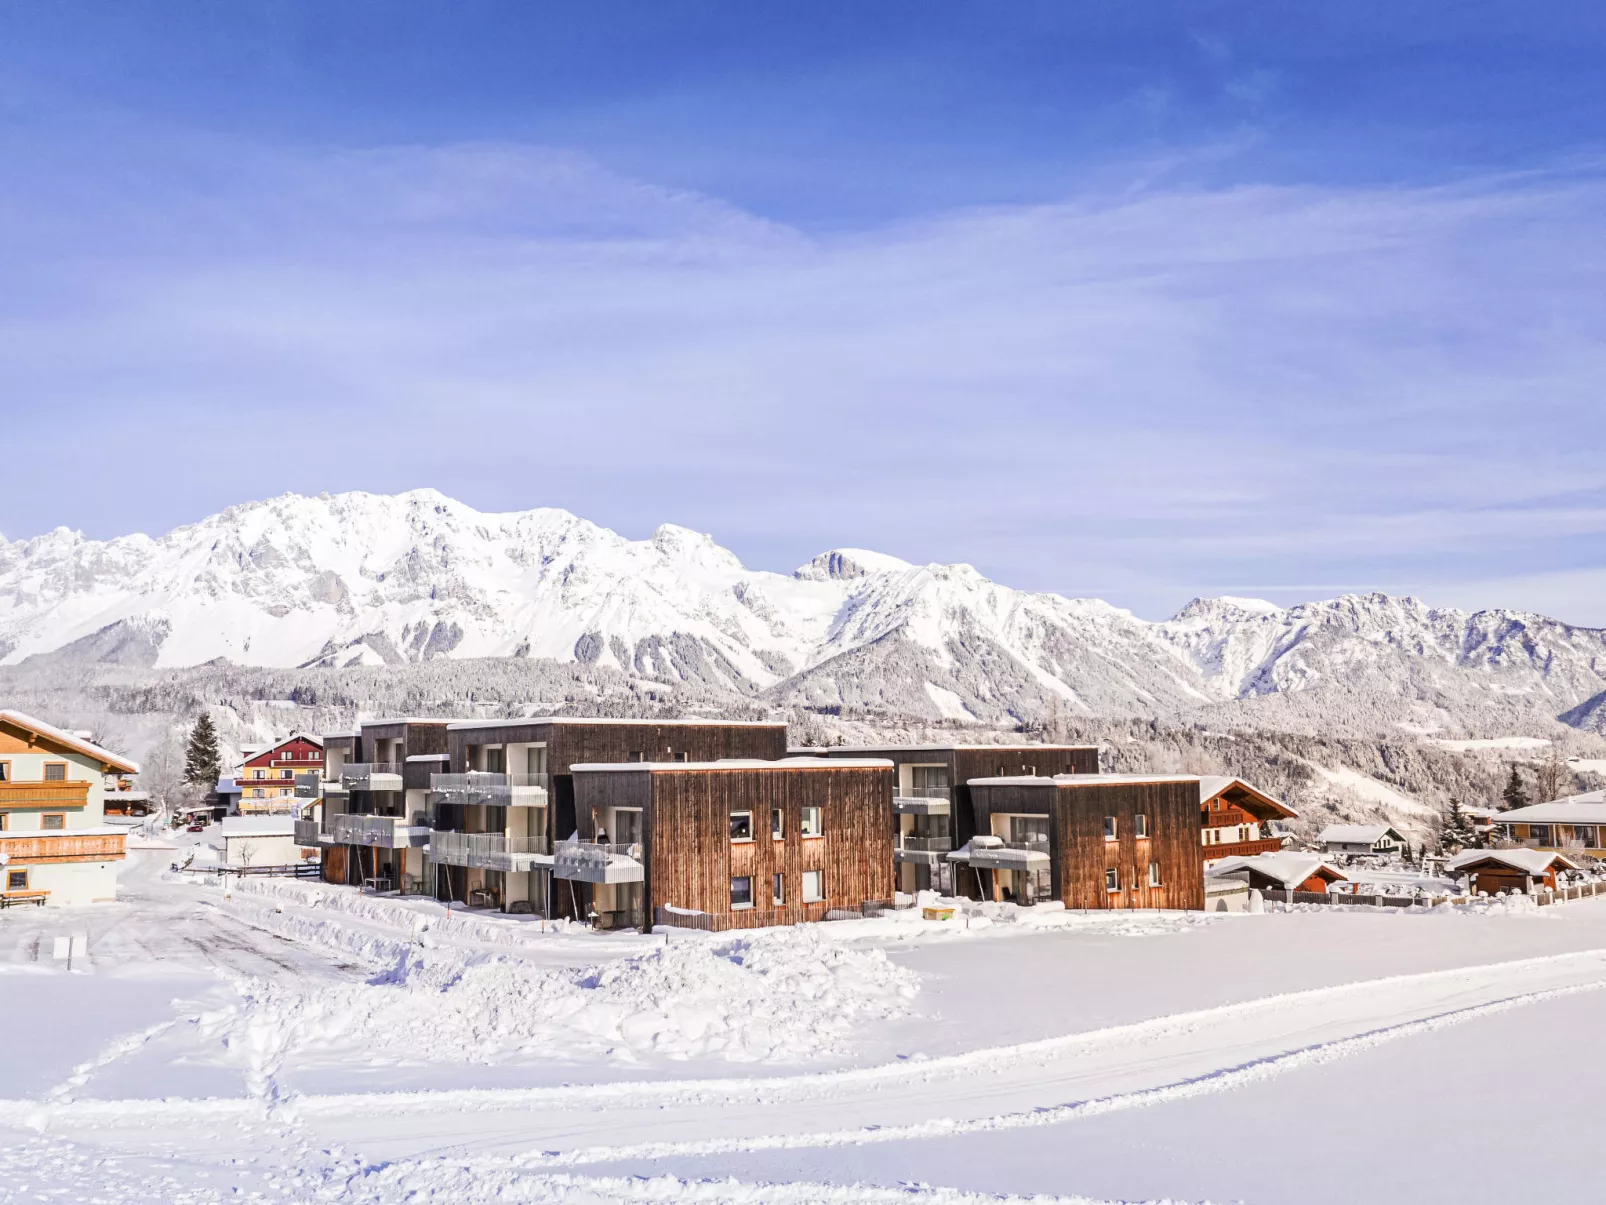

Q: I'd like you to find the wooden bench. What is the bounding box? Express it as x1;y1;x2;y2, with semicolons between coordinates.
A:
0;890;49;909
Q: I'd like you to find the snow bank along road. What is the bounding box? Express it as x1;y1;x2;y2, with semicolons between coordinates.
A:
8;947;1606;1202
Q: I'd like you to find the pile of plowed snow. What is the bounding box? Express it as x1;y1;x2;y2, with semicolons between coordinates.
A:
219;927;919;1072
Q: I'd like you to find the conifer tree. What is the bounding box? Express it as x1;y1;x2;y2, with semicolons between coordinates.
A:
1440;797;1475;854
183;714;222;787
1500;765;1528;812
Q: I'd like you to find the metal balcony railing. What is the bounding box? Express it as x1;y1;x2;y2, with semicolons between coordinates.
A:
899;786;951;800
428;831;551;868
897;835;952;852
293;771;323;799
293;818;325;846
429;772;551;807
328;813;430;848
340;763;404;791
553;840;645;884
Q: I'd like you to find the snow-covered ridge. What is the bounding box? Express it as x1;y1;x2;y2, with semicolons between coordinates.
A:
3;488;1606;726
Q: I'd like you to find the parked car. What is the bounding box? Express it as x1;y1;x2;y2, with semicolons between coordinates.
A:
186;823;206;832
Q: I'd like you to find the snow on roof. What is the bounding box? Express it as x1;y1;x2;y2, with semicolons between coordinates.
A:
219;816;297;837
1198;775;1298;819
360;717;459;728
451;716;786;731
0;709;140;775
572;756;894;773
967;772;1199;787
404;753;450;762
1210;852;1347;888
1494;793;1606;825
321;731;359;740
792;743;1099;754
1319;824;1403;844
241;733;325;764
1445;848;1581;876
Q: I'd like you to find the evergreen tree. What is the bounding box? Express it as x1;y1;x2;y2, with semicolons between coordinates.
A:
1500;765;1528;812
1440;797;1475;854
183;714;222;787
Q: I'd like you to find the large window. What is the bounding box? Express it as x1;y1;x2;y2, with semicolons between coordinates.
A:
730;811;754;842
802;870;824;902
800;806;823;837
731;876;754;909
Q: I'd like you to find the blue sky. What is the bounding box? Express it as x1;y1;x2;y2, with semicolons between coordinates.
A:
2;2;1605;623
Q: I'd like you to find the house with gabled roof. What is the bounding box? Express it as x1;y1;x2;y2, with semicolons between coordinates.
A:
1199;776;1297;864
0;710;138;907
1210;852;1348;894
1445;847;1581;896
1318;823;1406;857
237;733;324;815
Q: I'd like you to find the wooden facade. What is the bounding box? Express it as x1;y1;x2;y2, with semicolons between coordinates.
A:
967;775;1205;911
572;759;895;929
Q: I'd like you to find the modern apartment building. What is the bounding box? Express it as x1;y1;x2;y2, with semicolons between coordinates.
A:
429;717;788;917
570;757;896;930
957;773;1206;910
0;710;138;907
797;743;1100;895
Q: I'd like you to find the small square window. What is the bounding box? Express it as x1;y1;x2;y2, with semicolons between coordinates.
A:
771;808;784;839
802;869;824;902
1148;862;1162;887
773;873;785;905
1103;816;1117;841
41;814;65;831
731;876;754;909
730;811;753;842
800;806;823;837
44;763;67;782
0;762;9;781
1105;868;1119;892
6;869;26;891
1134;814;1149;839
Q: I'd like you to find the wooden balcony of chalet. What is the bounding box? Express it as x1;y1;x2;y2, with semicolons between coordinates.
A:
0;830;125;863
1201;836;1284;862
1201;806;1254;829
0;780;90;810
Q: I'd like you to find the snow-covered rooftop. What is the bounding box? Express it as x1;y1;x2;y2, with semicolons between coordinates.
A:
1494;793;1606;825
1445;847;1581;876
792;743;1099;754
1319;824;1403;844
1198;775;1297;819
967;773;1200;787
0;709;140;774
452;716;786;731
1210;852;1346;888
572;756;894;773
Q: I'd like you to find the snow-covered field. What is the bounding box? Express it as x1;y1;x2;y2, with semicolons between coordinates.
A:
7;840;1606;1203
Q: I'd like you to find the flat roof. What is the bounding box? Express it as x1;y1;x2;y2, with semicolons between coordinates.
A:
451;716;786;731
790;743;1098;754
358;717;459;728
968;773;1201;787
404;753;450;762
573;756;894;773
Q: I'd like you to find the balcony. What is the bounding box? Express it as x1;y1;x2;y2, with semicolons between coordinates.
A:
328;813;431;849
429;772;551;808
340;763;404;792
1201;837;1284;862
428;830;552;870
895;833;952;863
893;786;951;816
0;830;125;862
553;840;645;884
948;836;1051;870
293;772;323;799
0;780;90;810
293;818;327;847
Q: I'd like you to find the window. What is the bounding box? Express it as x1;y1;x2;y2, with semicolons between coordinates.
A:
254;769;264;780
44;762;67;782
0;813;7;830
252;788;264;798
42;814;65;830
1103;816;1117;841
730;811;754;842
1105;868;1119;892
0;761;9;781
800;806;823;837
772;873;785;905
627;751;644;763
802;870;824;902
6;869;25;892
526;746;547;776
731;876;754;909
1134;814;1149;839
771;808;784;839
1148;862;1162;887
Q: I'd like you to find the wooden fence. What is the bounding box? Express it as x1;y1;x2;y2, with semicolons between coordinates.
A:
654;899;901;933
1263;881;1606;909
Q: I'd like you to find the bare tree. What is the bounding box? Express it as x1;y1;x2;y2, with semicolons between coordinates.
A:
140;727;203;822
1536;748;1569;805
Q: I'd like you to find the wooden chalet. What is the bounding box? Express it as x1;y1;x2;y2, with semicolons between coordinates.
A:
1445;848;1581;896
956;773;1205;911
570;756;895;930
1199;776;1296;864
1490;793;1606;859
797;743;1100;896
430;717;789;916
237;733;324;814
1318;824;1407;857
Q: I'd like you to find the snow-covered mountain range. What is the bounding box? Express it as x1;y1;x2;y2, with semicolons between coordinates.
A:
4;489;1605;730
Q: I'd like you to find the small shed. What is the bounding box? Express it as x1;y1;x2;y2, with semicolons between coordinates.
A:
217;817;301;870
1445;848;1580;896
1210;852;1349;894
1318;824;1406;856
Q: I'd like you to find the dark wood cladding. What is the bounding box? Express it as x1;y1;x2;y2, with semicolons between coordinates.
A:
970;779;1204;911
358;722;449;760
574;763;895;928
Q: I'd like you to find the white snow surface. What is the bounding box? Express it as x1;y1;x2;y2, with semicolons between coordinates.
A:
6;489;1606;727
